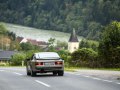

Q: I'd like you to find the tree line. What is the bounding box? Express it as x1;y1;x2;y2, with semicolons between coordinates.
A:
0;0;120;40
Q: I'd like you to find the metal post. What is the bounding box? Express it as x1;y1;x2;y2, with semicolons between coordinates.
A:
22;61;24;66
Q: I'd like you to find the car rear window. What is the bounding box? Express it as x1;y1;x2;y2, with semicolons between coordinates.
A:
35;52;60;60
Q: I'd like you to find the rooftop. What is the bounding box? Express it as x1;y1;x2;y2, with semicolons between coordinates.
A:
69;29;79;42
0;51;18;60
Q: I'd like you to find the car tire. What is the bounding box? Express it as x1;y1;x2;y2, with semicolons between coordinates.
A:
53;71;57;76
27;71;31;76
31;70;36;77
26;67;31;76
58;71;64;76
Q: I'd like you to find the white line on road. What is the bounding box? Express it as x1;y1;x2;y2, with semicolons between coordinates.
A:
102;80;113;82
13;72;23;76
92;77;101;80
116;83;120;85
0;70;5;71
75;73;82;75
35;80;51;87
84;75;91;78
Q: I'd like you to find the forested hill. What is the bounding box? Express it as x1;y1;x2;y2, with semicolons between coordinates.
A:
0;0;120;40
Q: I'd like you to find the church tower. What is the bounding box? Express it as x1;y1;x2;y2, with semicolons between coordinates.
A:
68;29;79;53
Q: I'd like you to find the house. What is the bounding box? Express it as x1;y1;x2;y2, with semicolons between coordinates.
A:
27;39;38;46
68;29;79;53
16;36;27;43
37;41;48;48
16;36;48;48
0;50;18;63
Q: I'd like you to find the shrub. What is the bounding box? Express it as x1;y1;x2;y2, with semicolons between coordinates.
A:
10;53;26;66
0;63;7;66
71;48;98;68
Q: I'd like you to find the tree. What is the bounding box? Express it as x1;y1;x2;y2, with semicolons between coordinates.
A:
10;53;26;66
48;38;55;51
20;42;34;51
98;21;120;68
1;0;120;40
0;23;8;35
7;31;16;41
56;40;68;49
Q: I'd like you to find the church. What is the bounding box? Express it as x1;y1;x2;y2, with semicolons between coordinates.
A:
68;29;79;53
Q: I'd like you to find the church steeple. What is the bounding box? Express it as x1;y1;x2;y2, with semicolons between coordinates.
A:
68;28;79;53
69;28;78;42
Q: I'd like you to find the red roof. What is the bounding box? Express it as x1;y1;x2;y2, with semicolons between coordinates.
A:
27;39;38;45
17;37;48;46
16;36;24;43
27;39;48;46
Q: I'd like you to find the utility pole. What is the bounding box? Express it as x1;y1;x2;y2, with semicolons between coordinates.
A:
0;35;4;50
0;30;3;50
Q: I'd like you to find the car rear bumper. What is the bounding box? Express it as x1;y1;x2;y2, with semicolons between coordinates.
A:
33;66;64;73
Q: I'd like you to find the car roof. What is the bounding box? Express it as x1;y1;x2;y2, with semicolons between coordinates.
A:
34;52;60;59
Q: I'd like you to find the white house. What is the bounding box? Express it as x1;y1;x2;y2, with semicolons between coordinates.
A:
68;29;79;53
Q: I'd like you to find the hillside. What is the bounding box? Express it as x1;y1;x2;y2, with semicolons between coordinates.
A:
6;23;82;42
0;0;120;40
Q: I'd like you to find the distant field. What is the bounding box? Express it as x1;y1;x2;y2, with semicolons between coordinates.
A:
5;23;82;42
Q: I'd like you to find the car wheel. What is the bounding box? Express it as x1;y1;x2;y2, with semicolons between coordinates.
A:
27;71;31;76
26;67;31;76
31;70;36;77
53;71;57;76
58;71;64;76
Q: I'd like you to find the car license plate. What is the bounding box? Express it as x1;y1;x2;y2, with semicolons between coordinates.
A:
44;62;54;66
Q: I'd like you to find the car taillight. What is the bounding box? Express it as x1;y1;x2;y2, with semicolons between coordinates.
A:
55;61;63;65
35;62;43;66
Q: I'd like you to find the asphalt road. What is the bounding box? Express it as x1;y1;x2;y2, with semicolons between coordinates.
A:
0;67;120;90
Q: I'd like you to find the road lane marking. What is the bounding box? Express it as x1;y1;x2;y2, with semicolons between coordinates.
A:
92;77;101;80
13;72;23;76
75;74;82;75
116;83;120;85
35;80;51;87
102;80;113;82
0;70;5;71
84;75;91;78
64;72;120;85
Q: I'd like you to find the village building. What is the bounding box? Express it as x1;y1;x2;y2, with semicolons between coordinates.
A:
68;29;79;53
16;36;27;43
16;36;48;48
0;50;18;63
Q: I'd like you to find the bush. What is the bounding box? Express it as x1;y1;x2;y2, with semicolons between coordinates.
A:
0;63;7;66
71;48;98;68
57;50;71;67
10;53;26;66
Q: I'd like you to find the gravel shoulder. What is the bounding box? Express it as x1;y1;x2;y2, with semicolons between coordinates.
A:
75;69;120;80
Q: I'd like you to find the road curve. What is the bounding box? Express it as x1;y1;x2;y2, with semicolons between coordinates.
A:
0;67;120;90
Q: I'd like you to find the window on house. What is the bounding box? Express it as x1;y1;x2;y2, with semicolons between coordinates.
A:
74;47;76;49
